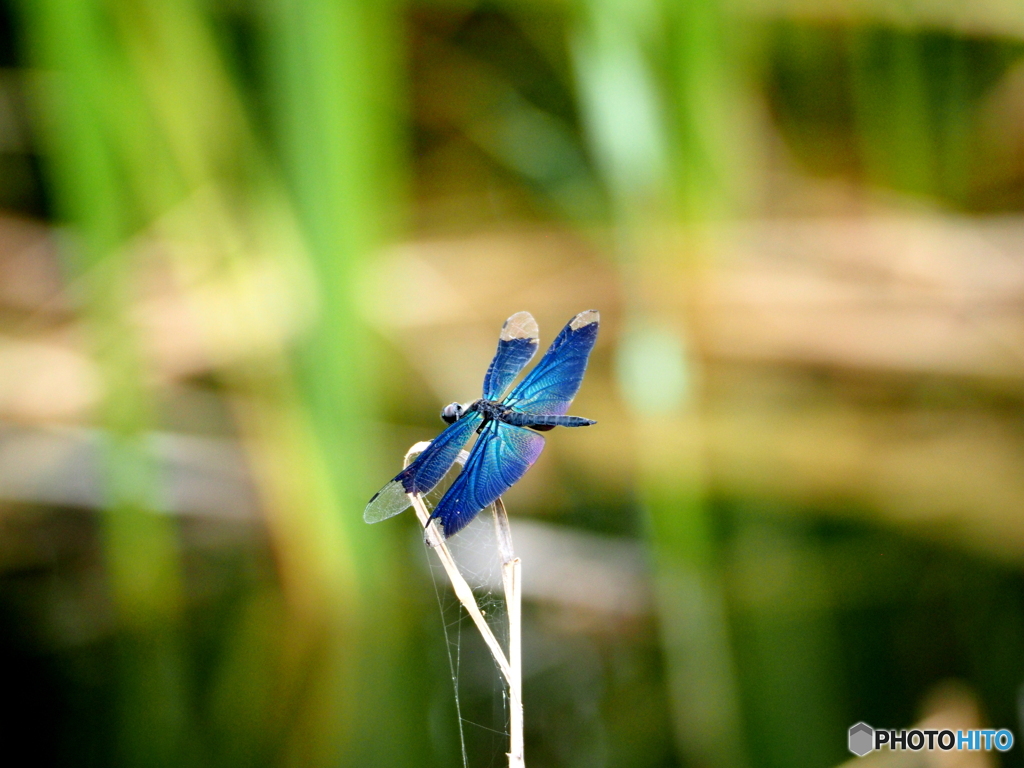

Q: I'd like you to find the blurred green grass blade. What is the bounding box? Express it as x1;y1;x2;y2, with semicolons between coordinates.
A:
849;27;935;196
573;1;750;766
728;515;847;768
265;2;429;766
621;327;747;768
644;472;748;768
936;36;971;203
22;0;183;629
666;0;746;220
21;1;190;765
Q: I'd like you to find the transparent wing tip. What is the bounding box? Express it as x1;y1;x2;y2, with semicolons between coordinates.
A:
363;480;411;523
570;309;599;330
501;311;539;341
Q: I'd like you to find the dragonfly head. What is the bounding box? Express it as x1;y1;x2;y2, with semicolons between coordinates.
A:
440;402;464;424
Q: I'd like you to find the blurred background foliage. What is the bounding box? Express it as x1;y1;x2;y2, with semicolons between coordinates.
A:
0;0;1023;767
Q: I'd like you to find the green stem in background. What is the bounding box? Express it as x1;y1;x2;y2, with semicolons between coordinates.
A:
266;0;399;573
24;0;417;765
936;36;971;205
849;27;935;197
668;0;747;222
265;2;420;766
571;1;749;767
21;2;188;766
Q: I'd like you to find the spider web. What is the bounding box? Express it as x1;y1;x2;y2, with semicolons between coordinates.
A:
420;465;511;768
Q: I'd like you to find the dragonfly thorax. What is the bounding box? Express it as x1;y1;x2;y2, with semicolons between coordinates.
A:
469;398;513;424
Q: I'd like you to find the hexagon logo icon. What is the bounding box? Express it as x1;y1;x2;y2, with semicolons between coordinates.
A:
848;722;874;757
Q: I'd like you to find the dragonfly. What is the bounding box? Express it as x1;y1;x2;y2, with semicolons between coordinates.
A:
364;309;599;538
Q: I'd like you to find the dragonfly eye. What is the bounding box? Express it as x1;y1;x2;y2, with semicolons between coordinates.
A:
441;402;463;424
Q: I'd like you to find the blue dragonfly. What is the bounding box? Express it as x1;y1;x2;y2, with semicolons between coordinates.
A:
364;310;599;538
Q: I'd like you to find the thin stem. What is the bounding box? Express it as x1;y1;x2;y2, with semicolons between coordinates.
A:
403;443;512;683
402;442;525;768
494;498;524;768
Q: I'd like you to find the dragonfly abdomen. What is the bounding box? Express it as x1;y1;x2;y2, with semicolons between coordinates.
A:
502;412;596;430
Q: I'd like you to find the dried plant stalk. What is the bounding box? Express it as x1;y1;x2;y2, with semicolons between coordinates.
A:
403;442;524;768
494;497;524;768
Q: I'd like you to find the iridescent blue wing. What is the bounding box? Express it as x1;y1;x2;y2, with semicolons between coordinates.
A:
363;411;483;523
502;309;599;416
482;311;539;400
429;421;545;538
